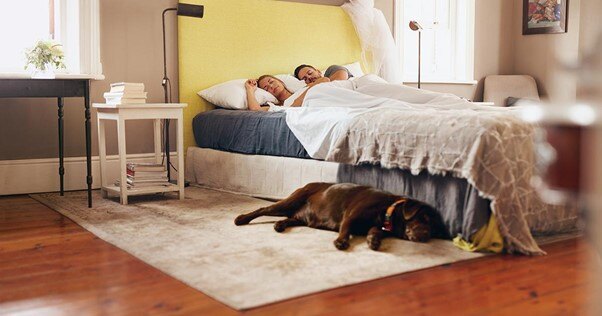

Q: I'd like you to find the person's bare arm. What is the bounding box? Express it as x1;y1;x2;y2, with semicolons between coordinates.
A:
306;77;331;88
328;69;350;81
291;78;331;107
245;79;268;111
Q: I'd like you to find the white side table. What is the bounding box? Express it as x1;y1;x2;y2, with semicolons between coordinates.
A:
94;103;187;204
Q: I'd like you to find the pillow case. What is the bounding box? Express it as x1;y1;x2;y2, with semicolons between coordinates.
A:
275;74;306;92
342;62;365;77
198;79;277;110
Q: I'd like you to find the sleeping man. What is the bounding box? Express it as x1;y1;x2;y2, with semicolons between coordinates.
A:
294;64;353;86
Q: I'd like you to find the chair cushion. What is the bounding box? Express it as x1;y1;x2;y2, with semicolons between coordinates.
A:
484;75;540;107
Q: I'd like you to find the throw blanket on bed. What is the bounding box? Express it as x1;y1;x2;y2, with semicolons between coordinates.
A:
285;82;575;255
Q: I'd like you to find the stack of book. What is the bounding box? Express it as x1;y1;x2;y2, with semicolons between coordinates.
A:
115;163;170;189
104;82;147;105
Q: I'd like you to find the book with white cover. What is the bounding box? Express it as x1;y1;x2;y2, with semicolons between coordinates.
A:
104;91;148;99
110;82;145;93
105;98;147;105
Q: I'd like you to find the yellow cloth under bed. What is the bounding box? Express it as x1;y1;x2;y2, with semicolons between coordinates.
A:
453;215;504;253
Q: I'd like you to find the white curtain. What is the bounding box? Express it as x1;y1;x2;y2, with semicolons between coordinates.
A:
342;0;402;84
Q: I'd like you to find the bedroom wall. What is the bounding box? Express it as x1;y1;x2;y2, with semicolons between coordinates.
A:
0;0;178;161
511;0;581;102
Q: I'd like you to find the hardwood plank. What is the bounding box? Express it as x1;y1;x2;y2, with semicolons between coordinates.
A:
0;196;594;315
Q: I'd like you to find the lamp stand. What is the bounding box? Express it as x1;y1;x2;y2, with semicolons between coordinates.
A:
162;8;176;181
418;31;421;89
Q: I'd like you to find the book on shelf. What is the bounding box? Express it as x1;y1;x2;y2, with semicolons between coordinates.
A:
126;176;169;183
126;170;168;178
104;91;148;99
105;97;147;105
114;179;171;188
110;82;145;93
127;162;166;173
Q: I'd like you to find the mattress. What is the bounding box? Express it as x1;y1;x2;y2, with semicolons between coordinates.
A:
193;109;310;158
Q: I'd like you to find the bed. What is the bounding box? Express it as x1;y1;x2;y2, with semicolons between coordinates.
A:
178;0;578;254
190;109;492;242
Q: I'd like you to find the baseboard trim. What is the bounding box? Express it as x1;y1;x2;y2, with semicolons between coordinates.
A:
0;152;178;195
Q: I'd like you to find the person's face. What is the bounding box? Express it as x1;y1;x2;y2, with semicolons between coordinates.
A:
297;67;322;84
258;76;284;96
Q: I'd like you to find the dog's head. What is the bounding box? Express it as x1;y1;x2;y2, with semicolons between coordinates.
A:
391;200;433;242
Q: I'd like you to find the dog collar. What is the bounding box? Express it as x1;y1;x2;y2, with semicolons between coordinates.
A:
382;199;407;232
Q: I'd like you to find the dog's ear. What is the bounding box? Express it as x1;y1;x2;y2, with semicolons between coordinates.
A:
401;203;420;221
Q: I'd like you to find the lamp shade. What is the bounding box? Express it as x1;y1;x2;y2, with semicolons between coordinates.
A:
409;21;423;31
177;3;204;18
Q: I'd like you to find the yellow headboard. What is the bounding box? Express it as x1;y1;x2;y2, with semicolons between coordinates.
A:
178;0;362;150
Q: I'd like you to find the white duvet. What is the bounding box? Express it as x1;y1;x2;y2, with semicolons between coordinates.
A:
285;76;576;255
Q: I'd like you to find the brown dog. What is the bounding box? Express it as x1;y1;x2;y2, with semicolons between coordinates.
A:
234;183;447;251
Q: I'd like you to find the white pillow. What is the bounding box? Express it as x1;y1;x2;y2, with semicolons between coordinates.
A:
343;62;365;77
198;79;277;110
275;74;306;92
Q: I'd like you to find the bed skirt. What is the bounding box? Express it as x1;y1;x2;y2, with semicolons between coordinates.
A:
186;147;340;200
187;147;496;240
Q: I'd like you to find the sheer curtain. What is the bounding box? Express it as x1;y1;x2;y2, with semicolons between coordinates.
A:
342;0;402;84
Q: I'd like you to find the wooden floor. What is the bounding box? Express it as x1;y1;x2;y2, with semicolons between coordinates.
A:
0;195;597;315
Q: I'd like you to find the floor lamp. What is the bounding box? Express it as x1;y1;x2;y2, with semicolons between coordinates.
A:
409;21;423;89
162;3;204;180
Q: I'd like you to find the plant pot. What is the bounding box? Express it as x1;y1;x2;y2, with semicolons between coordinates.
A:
30;64;56;79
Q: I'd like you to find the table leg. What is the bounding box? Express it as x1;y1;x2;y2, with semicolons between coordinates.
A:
57;97;64;196
154;119;162;164
165;119;171;181
98;118;108;198
117;118;128;205
177;115;185;200
84;81;92;207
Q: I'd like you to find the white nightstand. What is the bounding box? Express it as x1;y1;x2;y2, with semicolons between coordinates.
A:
94;103;187;204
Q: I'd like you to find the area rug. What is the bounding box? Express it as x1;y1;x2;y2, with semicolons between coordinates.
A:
31;187;486;310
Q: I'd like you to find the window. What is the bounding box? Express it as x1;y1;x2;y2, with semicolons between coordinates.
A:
395;0;475;84
0;0;102;78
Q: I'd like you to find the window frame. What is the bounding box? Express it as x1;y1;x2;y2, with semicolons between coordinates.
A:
0;0;103;79
393;0;476;85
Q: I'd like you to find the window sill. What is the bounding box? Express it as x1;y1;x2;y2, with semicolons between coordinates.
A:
0;72;105;80
403;80;478;86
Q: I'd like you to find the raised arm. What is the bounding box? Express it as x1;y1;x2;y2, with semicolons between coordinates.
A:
245;79;268;111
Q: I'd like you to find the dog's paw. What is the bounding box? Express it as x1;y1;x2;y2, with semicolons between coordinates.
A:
234;215;249;226
367;236;381;251
273;221;287;233
334;238;350;250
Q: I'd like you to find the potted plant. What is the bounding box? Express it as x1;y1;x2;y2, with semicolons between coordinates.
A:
24;40;66;79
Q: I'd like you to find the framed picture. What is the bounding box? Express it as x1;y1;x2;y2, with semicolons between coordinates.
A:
523;0;569;35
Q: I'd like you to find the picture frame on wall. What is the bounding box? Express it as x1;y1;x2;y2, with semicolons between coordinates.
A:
523;0;569;35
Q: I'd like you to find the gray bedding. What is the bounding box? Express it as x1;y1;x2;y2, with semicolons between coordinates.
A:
193;109;310;158
193;109;491;240
337;164;490;239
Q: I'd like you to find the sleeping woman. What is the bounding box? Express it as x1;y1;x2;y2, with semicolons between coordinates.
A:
245;74;327;111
